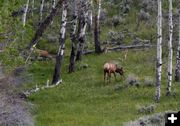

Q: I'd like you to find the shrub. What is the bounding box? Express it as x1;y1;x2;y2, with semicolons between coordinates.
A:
126;74;141;87
143;76;154;87
138;104;156;114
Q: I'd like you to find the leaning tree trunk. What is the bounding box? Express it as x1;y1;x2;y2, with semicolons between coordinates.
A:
94;0;102;53
155;0;163;102
175;12;180;82
52;1;67;84
166;0;173;96
22;0;30;27
39;0;45;23
28;0;63;49
69;0;78;73
76;12;88;61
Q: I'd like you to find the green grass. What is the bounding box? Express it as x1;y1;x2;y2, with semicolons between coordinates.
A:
26;49;180;126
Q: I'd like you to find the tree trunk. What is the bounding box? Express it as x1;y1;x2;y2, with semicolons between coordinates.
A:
94;0;102;53
39;0;45;23
28;0;63;49
76;12;88;61
50;0;56;25
175;12;180;82
52;1;67;84
155;0;162;102
69;0;78;73
166;0;173;96
31;0;34;16
22;0;30;27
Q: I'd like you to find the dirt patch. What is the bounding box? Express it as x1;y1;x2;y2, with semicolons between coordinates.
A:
0;66;34;126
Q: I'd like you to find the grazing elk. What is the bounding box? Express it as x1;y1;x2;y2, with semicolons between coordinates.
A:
103;62;124;83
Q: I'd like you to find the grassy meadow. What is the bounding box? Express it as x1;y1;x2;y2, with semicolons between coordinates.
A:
25;49;180;126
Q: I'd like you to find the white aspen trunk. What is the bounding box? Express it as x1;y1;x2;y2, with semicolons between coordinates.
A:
97;0;101;27
40;0;45;22
22;0;30;27
90;0;93;27
57;3;67;56
167;0;173;95
155;0;162;102
76;10;88;61
175;12;180;82
52;1;67;84
31;0;35;16
50;0;56;25
52;0;56;9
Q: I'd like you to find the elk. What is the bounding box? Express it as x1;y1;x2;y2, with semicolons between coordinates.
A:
35;49;54;60
103;62;124;83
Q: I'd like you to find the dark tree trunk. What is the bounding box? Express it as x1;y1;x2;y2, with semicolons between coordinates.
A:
28;0;63;49
175;13;180;82
69;0;78;73
76;36;85;61
52;1;67;84
52;54;63;84
94;15;102;53
175;51;180;82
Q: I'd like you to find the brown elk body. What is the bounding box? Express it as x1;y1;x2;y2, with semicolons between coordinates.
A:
36;49;54;60
103;62;124;83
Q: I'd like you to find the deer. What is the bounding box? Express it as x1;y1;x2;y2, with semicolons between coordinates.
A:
103;62;124;83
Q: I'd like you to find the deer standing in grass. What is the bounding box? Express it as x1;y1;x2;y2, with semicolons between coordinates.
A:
103;62;124;83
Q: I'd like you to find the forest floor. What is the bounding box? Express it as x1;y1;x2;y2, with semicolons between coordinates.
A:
0;64;34;126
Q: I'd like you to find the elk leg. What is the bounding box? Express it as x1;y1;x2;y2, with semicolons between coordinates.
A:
113;72;116;81
108;73;111;83
104;71;106;83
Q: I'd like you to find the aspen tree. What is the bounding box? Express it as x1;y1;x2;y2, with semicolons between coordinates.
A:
39;0;45;23
166;0;173;96
22;0;29;27
52;0;67;84
175;11;180;82
69;0;78;73
155;0;162;102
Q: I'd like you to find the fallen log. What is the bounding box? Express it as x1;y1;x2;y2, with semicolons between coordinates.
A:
83;44;155;55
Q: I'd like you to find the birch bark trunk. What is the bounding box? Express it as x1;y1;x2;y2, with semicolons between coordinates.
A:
22;0;30;27
155;0;162;102
31;0;35;16
175;12;180;82
94;0;102;53
52;1;67;84
76;11;88;61
50;0;56;25
166;0;173;96
69;0;78;73
39;0;45;23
